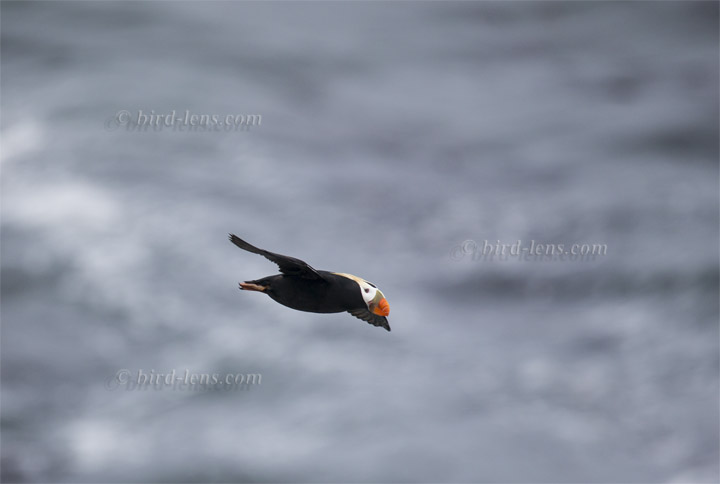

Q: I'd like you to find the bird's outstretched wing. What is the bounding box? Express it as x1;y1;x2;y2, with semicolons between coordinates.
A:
347;308;391;332
229;234;324;280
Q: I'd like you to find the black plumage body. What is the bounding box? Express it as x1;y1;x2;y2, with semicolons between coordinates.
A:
245;272;365;314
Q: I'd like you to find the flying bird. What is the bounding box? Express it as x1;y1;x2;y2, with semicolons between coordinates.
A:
229;234;391;331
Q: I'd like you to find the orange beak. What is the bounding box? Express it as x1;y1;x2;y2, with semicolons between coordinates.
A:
372;297;390;317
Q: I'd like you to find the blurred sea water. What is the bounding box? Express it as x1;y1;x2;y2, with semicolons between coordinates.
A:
1;2;718;482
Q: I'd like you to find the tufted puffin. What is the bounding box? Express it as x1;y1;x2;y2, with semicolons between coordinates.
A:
229;234;391;331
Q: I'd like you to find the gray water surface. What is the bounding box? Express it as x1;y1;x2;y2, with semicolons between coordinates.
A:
1;2;718;482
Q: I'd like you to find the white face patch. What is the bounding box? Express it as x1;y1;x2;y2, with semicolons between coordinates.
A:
358;281;378;305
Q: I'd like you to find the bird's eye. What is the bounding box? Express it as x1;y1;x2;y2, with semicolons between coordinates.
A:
364;288;369;293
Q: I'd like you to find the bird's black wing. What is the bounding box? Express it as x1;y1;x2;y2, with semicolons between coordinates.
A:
347;308;391;332
229;234;324;280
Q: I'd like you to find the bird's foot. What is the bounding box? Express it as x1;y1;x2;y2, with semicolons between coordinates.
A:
239;282;268;292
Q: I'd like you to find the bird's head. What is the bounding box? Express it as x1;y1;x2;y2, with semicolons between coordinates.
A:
334;272;390;317
357;279;390;317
